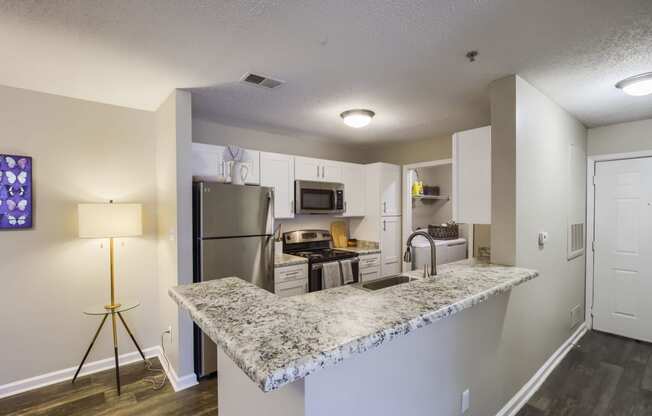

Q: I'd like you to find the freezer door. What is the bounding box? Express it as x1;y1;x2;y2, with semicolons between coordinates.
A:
199;182;274;238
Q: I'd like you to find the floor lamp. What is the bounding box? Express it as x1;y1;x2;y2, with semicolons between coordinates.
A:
73;202;145;395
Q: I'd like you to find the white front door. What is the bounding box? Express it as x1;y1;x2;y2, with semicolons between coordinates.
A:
593;157;652;342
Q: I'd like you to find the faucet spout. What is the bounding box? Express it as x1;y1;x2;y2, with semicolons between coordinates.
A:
404;230;437;276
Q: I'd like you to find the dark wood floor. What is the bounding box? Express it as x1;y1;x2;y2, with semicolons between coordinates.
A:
518;330;652;416
0;359;217;416
4;330;652;415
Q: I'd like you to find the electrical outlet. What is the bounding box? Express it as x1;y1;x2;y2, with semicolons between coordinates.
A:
570;305;582;328
461;389;470;414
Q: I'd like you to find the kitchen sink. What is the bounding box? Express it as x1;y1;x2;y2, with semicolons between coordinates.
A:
361;275;415;291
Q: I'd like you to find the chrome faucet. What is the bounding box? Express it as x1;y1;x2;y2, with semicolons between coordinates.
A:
403;230;437;277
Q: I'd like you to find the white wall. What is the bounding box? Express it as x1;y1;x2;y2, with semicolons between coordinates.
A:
490;75;587;410
587;117;652;156
155;90;194;378
0;85;160;385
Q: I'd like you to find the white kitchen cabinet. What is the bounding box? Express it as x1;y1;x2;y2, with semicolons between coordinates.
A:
274;264;309;297
295;156;342;183
294;156;322;181
192;143;260;185
380;216;402;277
340;162;365;217
260;152;295;219
452;126;491;224
322;160;343;182
380;163;401;216
358;253;381;282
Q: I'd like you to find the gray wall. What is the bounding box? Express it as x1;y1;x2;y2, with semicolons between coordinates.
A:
0;85;160;385
362;135;452;165
587;117;652;156
490;75;587;411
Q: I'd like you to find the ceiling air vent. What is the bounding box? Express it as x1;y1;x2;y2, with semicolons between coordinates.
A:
241;72;284;89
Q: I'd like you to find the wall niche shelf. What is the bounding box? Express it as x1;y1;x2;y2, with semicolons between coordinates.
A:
412;194;450;201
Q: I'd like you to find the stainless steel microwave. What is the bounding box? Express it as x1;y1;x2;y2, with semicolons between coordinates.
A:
295;180;345;214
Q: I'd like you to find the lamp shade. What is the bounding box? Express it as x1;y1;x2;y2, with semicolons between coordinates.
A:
78;203;142;238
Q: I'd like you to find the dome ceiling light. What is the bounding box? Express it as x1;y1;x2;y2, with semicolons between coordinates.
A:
615;72;652;96
340;109;375;128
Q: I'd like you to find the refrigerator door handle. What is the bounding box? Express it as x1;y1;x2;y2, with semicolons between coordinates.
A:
265;188;275;235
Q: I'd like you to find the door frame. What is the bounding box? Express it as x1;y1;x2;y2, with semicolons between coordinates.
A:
401;159;454;272
586;150;652;330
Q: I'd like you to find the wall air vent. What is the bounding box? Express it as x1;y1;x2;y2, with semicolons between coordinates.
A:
241;72;284;89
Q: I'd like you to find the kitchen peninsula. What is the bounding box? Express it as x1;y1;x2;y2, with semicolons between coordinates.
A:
169;260;538;416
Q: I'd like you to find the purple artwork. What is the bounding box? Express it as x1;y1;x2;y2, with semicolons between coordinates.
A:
0;154;33;230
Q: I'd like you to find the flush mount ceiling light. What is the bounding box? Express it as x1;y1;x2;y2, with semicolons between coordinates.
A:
615;72;652;96
340;109;375;128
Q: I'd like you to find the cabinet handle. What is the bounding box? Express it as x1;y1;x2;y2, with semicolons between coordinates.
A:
344;201;348;212
321;166;325;178
316;166;320;178
383;202;387;213
383;220;386;231
291;200;294;214
283;271;301;277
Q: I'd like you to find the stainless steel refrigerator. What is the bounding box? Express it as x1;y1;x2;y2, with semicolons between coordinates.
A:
192;182;275;378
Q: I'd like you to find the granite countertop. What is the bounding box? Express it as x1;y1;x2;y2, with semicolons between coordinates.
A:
169;259;538;392
274;253;308;268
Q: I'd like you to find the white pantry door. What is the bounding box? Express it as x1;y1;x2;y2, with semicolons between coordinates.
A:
593;157;652;342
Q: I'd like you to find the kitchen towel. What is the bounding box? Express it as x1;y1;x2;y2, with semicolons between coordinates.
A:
341;259;354;284
322;262;342;289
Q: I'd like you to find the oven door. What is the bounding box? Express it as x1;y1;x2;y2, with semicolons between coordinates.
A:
309;258;359;292
295;180;344;214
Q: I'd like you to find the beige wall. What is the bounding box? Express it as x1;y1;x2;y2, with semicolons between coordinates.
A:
155;90;194;378
362;135;452;165
489;75;587;412
587;117;652;156
0;85;160;385
192;118;367;164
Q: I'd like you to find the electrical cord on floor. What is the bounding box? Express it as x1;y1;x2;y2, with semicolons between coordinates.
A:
142;331;170;391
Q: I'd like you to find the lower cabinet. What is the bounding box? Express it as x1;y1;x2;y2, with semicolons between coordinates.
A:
358;253;381;283
380;216;402;277
274;264;308;298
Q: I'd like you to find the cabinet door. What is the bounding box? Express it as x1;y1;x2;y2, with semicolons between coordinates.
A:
380;216;402;277
192;143;228;179
294;156;322;181
359;267;381;283
322;160;343;182
380;163;401;216
452;126;491;224
275;279;308;298
341;163;365;217
260;152;295;219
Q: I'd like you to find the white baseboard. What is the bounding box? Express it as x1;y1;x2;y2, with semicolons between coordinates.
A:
0;346;197;399
496;322;588;416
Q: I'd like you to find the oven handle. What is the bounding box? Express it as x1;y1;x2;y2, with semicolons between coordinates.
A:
312;257;359;271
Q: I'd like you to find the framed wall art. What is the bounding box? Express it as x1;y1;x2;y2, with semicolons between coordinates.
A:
0;154;33;229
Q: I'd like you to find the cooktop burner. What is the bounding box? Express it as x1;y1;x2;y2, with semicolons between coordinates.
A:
290;249;357;263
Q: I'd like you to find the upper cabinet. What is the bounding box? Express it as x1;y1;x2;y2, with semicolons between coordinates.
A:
260;152;295;219
295;156;342;182
452;126;491;225
192;143;260;185
340;162;365;217
379;163;401;216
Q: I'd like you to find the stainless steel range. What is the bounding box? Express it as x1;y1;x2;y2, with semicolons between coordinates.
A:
283;230;359;292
